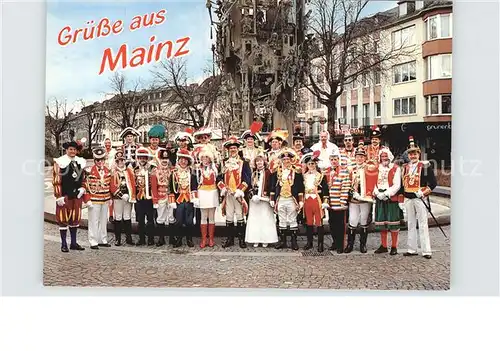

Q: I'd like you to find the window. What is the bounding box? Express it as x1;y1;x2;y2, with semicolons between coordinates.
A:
351;105;358;119
362;73;368;87
392;25;415;48
340;106;347;122
425;14;452;40
399;2;407;17
393;96;416;116
363;103;370;118
374;70;381;85
426;95;452;115
313;96;322;109
375;102;381;117
393;61;417;84
427;54;452;80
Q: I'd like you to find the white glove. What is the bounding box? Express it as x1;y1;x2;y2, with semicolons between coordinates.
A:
77;187;85;199
376;192;386;201
269;201;275;207
169;202;177;210
353;192;361;200
121;194;129;202
56;197;65;207
373;188;380;196
220;188;227;197
384;191;391;199
192;198;200;208
259;196;269;202
234;189;244;199
86;201;93;208
153;204;159;209
251;195;260;203
416;190;424;198
321;203;330;209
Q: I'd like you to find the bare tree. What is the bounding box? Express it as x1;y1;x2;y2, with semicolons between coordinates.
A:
45;97;78;152
77;100;105;150
151;58;223;129
304;0;416;132
104;71;154;130
212;78;242;138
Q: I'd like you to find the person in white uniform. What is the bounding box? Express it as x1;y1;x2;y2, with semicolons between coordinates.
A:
245;151;278;247
311;131;340;170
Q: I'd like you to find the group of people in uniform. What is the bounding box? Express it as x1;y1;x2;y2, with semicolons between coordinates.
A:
52;122;437;259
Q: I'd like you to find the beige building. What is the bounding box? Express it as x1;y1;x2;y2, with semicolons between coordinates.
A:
299;0;452;158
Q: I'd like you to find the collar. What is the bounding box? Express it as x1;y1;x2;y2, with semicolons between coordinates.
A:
54;154;86;169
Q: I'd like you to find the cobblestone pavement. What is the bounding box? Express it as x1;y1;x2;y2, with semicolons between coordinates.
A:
43;222;450;290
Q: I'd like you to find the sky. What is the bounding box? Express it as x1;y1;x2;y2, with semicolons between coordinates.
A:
46;0;397;110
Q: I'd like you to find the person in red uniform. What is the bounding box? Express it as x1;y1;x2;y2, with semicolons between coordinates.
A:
218;136;252;248
168;149;199;248
52;140;86;252
366;126;382;166
196;146;219;248
153;148;173;247
300;150;329;252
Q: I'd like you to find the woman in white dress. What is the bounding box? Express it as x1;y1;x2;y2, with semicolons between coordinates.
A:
245;152;278;247
196;146;219;248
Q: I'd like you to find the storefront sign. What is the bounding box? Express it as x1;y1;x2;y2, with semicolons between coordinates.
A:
426;122;452;131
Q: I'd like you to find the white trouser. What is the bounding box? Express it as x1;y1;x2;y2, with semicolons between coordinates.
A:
277;197;298;229
201;208;216;224
405;197;432;255
225;194;243;222
88;203;109;246
348;202;372;228
156;201;175;225
113;199;132;221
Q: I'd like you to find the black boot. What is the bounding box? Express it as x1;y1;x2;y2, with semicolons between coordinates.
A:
328;230;336;251
136;222;146;246
156;223;166;247
114;220;122;246
168;221;176;245
69;227;85;250
291;230;299;251
344;227;355;253
303;226;313;250
360;227;368;253
173;224;183;248
275;229;288;249
147;221;156;246
317;226;324;253
186;226;195;248
123;220;134;245
222;222;235;248
237;221;247;249
60;229;69;252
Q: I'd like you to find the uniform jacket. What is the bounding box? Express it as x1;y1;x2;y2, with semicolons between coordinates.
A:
217;156;252;194
52;154;86;200
302;170;329;216
133;163;159;204
374;163;403;202
110;166;136;203
154;163;172;204
402;161;437;198
349;163;377;204
324;166;351;211
249;168;272;199
82;165;112;204
168;166;198;204
269;165;305;205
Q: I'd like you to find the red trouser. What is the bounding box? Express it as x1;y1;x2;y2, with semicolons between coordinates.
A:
56;197;83;229
304;197;322;226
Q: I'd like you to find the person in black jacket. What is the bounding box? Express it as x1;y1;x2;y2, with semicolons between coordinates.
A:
401;136;437;259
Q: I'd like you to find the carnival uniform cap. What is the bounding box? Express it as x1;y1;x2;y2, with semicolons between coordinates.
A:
114;148;125;161
136;147;153;158
329;148;341;158
370;125;382;138
407;136;421;153
157;148;170;160
378;147;395;162
292;125;305;141
278;147;298;159
148;124;166;139
223;135;242;149
193;127;212;139
176;148;194;164
174;129;195;144
300;150;321;164
62;140;80;150
198;145;215;160
241;121;263;141
92;147;107;160
355;140;367;156
119;127;140;139
268;129;289;142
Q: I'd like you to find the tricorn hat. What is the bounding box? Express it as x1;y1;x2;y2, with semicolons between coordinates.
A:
119;127;140;139
300;150;321;164
370;125;382;139
241;121;263;141
223;136;242;149
278;147;298;159
193;127;212;139
268;129;289;142
176;148;194;164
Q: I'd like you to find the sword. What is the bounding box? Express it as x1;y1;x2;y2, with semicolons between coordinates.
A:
420;197;448;238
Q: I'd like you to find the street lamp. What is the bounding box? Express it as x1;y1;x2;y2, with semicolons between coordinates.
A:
306;117;315;146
